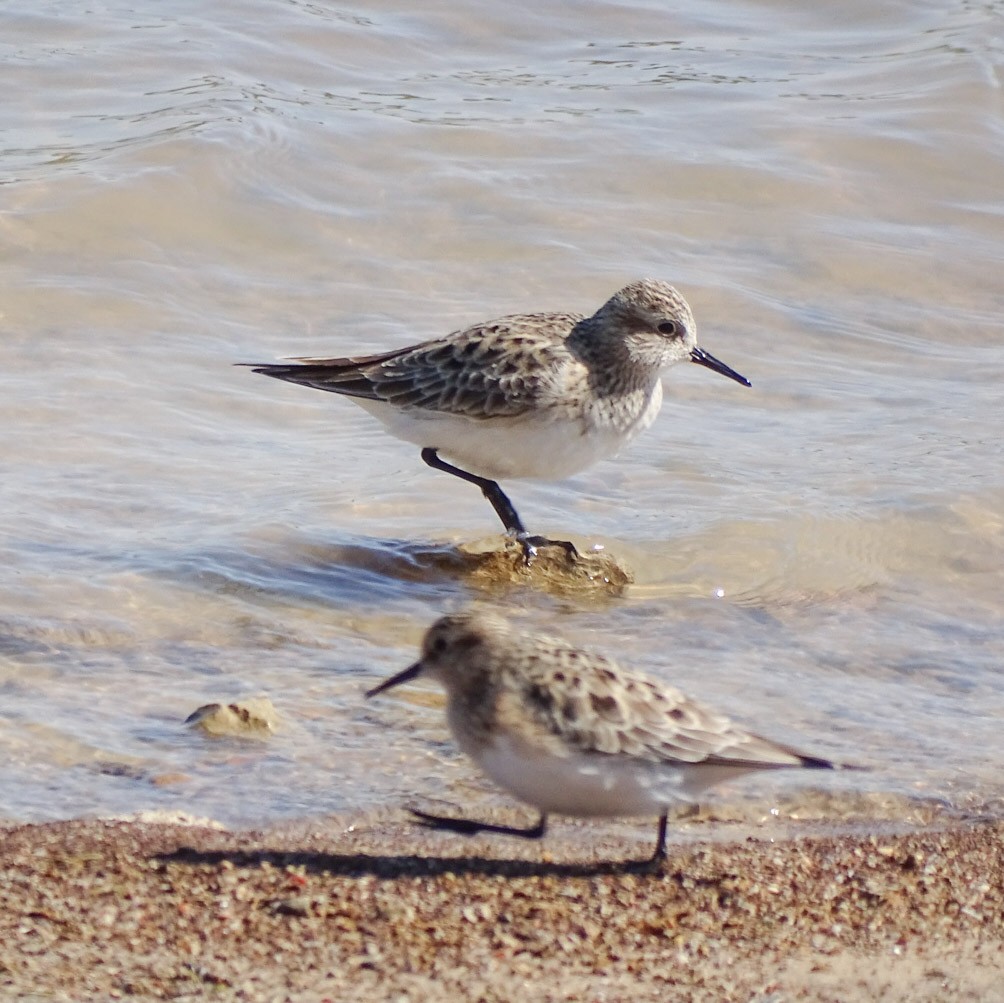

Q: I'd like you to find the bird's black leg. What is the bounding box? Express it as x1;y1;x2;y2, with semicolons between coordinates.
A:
421;448;527;534
411;807;548;841
652;812;668;863
420;448;578;564
628;813;669;872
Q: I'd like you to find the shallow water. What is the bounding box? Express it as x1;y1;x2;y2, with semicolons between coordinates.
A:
2;0;1003;826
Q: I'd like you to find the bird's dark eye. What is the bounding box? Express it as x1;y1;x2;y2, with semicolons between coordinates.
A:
430;636;447;654
657;321;678;336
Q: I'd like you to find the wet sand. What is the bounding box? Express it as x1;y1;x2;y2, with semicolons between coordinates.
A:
2;811;1002;1002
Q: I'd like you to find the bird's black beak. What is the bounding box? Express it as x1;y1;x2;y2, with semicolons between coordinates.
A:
690;346;751;387
365;661;423;698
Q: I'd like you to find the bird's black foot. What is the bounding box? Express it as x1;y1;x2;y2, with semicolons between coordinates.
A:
624;813;669;873
515;533;579;567
410;808;547;841
624;848;667;874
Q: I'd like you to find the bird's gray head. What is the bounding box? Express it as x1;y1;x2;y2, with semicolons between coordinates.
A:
595;279;750;386
600;279;697;347
365;611;505;698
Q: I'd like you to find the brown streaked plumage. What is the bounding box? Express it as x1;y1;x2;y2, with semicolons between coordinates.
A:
367;611;855;866
244;280;750;561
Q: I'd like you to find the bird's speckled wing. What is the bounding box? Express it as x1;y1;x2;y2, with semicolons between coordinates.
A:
511;643;830;769
247;312;585;419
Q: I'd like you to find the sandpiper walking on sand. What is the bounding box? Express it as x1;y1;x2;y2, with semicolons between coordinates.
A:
366;611;845;867
246;279;750;560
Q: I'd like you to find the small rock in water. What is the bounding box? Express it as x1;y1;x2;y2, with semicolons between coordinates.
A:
185;697;278;738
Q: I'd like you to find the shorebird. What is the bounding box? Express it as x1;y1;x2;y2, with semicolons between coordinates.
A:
247;279;749;560
366;611;847;867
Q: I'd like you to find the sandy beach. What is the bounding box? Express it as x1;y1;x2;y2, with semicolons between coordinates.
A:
2;810;1002;1002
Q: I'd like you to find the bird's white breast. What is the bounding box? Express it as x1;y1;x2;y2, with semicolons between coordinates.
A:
352;382;663;481
475;733;691;818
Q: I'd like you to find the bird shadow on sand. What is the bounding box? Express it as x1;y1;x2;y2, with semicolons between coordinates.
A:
155;845;669;880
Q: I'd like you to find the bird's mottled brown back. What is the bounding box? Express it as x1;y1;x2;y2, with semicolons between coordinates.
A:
495;634;819;769
251;312;588;419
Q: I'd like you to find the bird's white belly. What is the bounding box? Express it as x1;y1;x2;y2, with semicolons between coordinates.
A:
476;735;691;818
353;389;661;481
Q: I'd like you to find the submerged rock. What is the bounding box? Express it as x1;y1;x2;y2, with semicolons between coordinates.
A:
450;537;633;596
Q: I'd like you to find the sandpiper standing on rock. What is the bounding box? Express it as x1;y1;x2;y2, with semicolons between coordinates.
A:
366;611;847;867
246;279;750;561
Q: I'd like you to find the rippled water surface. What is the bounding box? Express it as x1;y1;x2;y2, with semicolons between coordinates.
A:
3;0;1003;827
